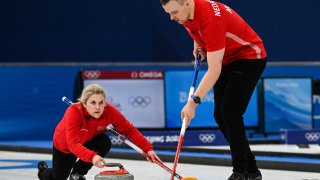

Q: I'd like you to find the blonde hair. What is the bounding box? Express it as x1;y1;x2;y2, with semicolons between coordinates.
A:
160;0;184;5
80;84;106;103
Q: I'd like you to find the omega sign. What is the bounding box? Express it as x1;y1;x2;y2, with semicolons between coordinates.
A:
131;71;163;79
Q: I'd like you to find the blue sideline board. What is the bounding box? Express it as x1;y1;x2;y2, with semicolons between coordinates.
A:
263;77;313;133
280;129;320;144
314;95;320;129
165;71;259;129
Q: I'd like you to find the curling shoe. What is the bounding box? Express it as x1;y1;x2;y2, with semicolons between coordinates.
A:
248;170;262;180
37;161;48;172
227;172;247;180
69;173;86;180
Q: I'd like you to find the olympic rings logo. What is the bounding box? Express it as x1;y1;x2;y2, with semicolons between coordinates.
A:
128;96;151;108
305;132;320;142
199;133;216;143
83;70;101;79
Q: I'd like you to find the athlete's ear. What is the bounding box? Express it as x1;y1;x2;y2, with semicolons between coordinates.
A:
82;101;87;108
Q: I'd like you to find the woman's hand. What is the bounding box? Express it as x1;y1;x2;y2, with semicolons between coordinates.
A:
146;151;162;163
92;155;106;168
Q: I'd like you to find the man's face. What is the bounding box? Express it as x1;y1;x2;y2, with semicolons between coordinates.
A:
162;0;189;24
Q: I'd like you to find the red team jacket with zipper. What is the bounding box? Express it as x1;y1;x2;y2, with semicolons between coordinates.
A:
183;0;267;65
53;102;153;162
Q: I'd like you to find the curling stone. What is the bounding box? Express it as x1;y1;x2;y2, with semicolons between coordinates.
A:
94;163;134;180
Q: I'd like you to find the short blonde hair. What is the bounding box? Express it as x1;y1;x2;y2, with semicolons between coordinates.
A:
160;0;184;5
80;84;106;103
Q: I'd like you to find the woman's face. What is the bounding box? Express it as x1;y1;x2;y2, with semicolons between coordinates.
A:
83;93;105;118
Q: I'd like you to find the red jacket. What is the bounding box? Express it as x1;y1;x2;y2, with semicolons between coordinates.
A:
183;0;267;65
53;102;153;162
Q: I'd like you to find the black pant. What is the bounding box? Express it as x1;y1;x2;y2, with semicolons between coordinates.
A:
213;58;266;173
38;133;111;180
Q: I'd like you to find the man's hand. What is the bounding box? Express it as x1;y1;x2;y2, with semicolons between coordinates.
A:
193;41;207;61
181;98;198;128
146;151;162;163
92;155;106;168
193;47;206;60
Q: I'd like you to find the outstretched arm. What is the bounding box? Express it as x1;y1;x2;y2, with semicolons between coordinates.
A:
181;48;225;127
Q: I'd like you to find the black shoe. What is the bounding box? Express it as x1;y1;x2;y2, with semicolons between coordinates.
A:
248;170;262;180
37;161;48;172
228;172;247;180
69;173;86;180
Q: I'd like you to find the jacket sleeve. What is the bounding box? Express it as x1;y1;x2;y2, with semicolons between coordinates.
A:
107;104;153;152
64;106;97;162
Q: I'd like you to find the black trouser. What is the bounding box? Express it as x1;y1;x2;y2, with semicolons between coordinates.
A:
213;58;266;173
38;133;111;180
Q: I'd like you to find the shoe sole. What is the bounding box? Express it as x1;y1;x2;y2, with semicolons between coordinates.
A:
248;177;262;180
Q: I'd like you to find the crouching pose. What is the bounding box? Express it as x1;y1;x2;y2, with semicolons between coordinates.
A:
38;83;161;180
